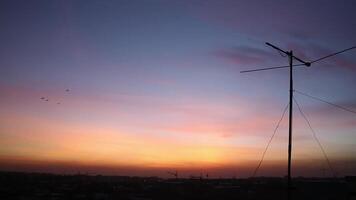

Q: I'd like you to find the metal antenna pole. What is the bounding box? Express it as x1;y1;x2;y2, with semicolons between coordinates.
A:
240;42;355;200
287;51;293;199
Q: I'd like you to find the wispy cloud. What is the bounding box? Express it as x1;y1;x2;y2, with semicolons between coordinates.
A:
213;46;278;69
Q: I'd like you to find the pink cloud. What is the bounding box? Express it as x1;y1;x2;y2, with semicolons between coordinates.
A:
214;46;275;66
0;81;290;140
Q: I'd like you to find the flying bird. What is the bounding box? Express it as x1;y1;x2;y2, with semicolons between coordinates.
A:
40;88;70;104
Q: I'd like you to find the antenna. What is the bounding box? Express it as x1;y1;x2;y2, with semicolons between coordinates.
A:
240;45;356;73
240;42;355;199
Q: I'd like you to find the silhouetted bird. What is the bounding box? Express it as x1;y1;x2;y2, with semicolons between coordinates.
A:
40;97;45;100
65;89;70;92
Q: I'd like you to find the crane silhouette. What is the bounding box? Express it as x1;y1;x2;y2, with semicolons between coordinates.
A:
167;171;178;179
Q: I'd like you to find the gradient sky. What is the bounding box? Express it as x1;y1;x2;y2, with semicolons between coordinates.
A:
0;0;355;178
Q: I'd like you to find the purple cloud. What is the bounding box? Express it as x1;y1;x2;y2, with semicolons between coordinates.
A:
214;46;276;66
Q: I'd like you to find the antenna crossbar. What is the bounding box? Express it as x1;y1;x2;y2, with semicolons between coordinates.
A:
240;44;355;74
266;42;311;66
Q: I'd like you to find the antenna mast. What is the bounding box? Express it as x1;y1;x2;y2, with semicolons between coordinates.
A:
264;43;310;197
240;43;355;200
287;50;293;194
242;42;309;199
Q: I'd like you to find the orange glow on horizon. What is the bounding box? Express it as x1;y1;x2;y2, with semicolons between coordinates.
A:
1;83;355;177
0;111;256;169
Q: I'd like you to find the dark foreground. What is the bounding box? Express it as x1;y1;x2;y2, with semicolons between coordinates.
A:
0;171;355;200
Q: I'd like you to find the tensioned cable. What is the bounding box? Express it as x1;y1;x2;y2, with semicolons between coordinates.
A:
252;103;289;177
240;64;305;73
240;46;356;73
310;46;356;64
294;90;356;115
293;97;337;177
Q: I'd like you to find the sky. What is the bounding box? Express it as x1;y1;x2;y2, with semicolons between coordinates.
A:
0;0;355;178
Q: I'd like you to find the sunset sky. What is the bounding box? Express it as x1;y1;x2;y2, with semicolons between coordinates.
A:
0;0;355;178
